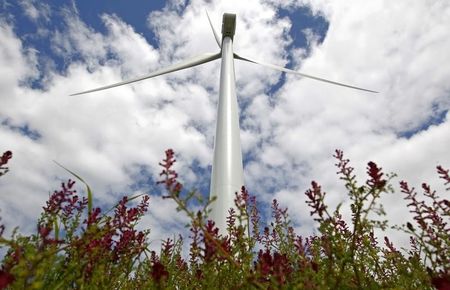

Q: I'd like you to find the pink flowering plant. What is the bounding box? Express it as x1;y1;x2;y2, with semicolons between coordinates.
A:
0;149;449;289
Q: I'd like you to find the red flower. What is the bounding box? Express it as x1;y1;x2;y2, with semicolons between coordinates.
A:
255;249;292;285
0;151;12;176
151;261;169;283
203;220;220;262
432;274;450;290
0;151;12;166
305;181;327;220
366;161;386;189
38;224;63;246
0;269;14;289
157;149;183;195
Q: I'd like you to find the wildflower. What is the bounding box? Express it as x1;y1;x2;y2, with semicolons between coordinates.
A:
85;207;101;226
255;249;292;285
151;261;169;283
189;215;201;264
384;236;398;253
43;179;86;218
0;151;12;166
0;269;14;289
162;238;174;257
37;224;63;246
0;150;12;176
366;161;386;189
203;220;220;262
437;165;450;189
432;274;450;290
271;199;288;226
157;149;183;195
305;181;327;220
334;149;354;179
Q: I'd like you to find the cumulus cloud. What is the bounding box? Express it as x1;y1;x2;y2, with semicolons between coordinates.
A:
248;0;450;246
0;4;216;238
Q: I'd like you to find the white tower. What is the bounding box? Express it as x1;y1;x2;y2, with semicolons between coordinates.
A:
208;14;244;233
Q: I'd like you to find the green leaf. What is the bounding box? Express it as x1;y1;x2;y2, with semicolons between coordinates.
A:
53;160;93;213
54;217;59;241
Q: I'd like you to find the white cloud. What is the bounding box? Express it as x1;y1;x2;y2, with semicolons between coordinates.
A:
0;21;39;89
245;0;450;247
0;7;216;239
18;0;51;23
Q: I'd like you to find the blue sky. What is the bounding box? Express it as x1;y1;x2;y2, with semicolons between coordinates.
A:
1;0;449;253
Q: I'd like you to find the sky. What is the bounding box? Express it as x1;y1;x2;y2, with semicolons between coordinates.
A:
1;0;449;253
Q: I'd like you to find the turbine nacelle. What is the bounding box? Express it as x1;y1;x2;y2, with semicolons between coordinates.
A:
221;13;236;40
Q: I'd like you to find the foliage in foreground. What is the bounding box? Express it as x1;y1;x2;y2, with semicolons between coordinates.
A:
0;149;449;289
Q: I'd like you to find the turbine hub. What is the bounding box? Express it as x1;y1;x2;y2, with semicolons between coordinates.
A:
222;13;236;40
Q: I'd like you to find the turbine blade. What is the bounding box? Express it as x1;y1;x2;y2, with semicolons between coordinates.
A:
71;52;221;96
206;10;221;48
234;53;379;93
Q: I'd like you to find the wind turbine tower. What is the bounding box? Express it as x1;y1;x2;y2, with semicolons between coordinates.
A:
208;13;244;232
71;12;377;234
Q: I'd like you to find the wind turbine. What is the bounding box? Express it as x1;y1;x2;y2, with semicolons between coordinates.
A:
71;12;377;233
